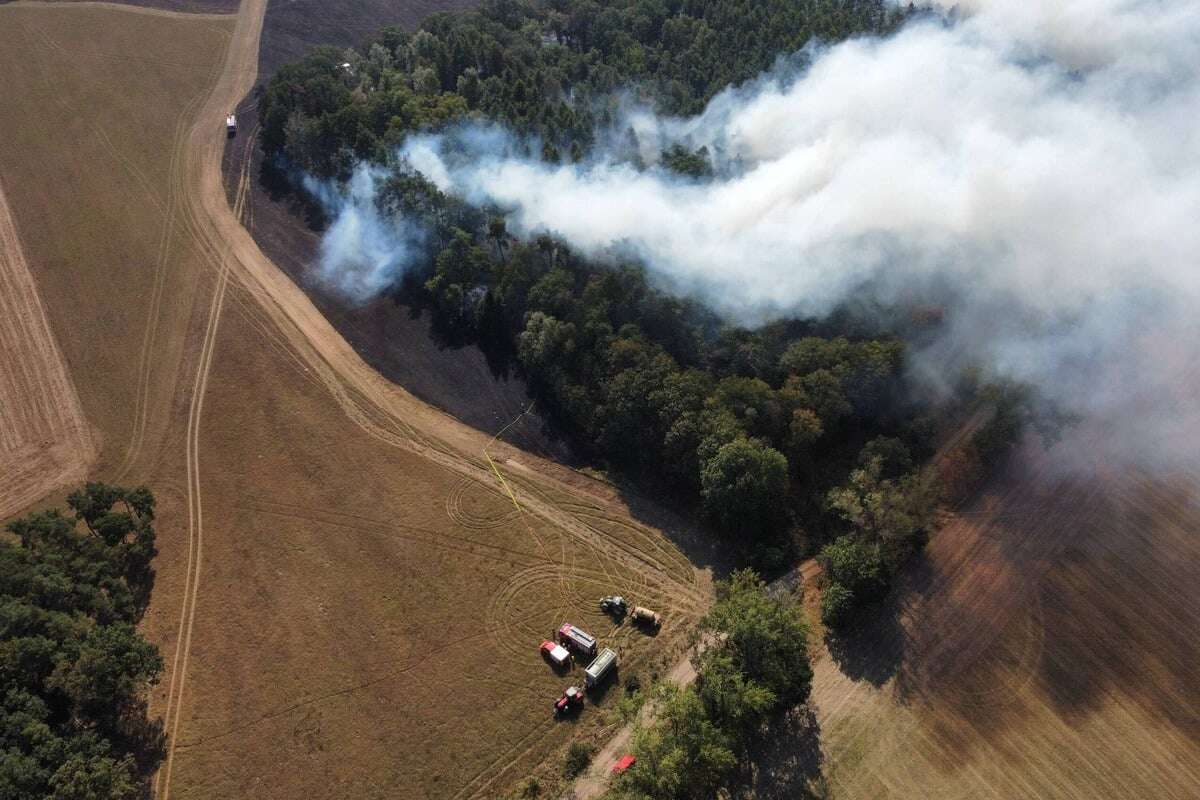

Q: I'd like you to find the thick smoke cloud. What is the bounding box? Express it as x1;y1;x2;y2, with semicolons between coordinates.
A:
313;0;1200;465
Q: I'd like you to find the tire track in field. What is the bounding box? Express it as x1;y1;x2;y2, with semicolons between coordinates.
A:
156;2;708;795
155;121;247;800
172;631;492;753
115;94;207;481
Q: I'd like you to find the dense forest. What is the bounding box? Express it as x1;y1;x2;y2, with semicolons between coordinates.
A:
0;485;163;800
257;0;1018;630
260;0;914;178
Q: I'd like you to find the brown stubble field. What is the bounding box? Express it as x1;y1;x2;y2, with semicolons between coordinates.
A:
0;3;708;799
801;425;1200;800
0;175;96;516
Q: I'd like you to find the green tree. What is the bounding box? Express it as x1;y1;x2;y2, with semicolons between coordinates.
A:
616;685;735;800
828;457;938;570
1;485;163;800
693;570;812;708
693;648;775;740
699;438;788;535
819;582;855;629
819;535;886;600
562;741;594;778
48;752;139;800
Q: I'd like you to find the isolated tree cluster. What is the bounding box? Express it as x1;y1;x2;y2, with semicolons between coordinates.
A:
609;571;812;800
0;484;163;800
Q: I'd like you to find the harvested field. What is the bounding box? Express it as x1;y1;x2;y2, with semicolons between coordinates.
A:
0;0;238;11
790;431;1200;800
0;178;96;516
0;1;233;485
0;0;237;13
0;4;706;800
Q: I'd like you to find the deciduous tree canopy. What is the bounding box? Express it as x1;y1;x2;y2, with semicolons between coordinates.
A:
0;484;163;800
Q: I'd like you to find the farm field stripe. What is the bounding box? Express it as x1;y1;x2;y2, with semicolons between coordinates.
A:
0;176;96;516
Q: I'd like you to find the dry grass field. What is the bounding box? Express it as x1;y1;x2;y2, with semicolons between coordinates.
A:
0;177;96;516
0;2;707;798
3;3;1196;800
800;428;1200;800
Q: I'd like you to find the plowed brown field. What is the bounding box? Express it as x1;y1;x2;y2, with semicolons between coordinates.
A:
0;2;707;798
806;430;1200;799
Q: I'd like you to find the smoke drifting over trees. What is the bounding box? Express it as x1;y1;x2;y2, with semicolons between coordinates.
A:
297;0;1199;465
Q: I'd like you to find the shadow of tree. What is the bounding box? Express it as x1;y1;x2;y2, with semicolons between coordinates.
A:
732;704;828;800
117;698;166;800
824;600;906;688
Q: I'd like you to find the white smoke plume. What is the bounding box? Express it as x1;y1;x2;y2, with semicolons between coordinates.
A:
304;166;424;301
313;0;1200;465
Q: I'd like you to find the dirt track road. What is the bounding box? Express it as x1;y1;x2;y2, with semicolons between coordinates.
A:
147;2;707;797
569;651;698;800
0;177;96;517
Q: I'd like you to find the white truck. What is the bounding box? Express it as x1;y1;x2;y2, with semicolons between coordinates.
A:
585;648;617;689
226;114;237;136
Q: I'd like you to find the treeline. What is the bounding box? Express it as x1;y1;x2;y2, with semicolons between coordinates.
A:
259;0;912;178
257;0;938;571
610;571;812;799
386;175;936;569
0;485;163;800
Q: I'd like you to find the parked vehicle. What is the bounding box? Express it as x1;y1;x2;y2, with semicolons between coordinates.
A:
630;606;661;628
554;685;584;716
540;639;571;667
611;754;636;774
557;623;597;659
584;648;618;689
599;595;626;615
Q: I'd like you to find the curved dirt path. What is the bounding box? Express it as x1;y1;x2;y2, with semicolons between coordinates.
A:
152;2;707;797
0;177;96;517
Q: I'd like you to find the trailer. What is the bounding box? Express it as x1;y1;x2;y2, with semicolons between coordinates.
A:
630;606;661;628
557;623;597;659
585;648;617;689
